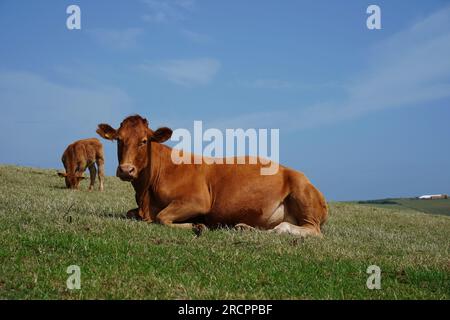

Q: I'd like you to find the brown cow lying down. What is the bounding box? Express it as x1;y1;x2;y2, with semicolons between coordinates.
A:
58;138;105;191
96;115;327;237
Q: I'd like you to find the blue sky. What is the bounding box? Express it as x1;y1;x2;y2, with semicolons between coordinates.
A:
1;0;449;200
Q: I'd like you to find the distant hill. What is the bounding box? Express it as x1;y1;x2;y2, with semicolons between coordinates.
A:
356;198;450;216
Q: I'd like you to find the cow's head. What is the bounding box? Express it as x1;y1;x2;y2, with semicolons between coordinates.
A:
57;172;85;189
96;115;172;181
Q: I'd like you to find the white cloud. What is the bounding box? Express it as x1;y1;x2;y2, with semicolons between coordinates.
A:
238;78;295;89
141;0;195;23
88;28;143;50
174;0;195;10
0;71;132;136
139;58;221;86
237;78;343;91
180;29;211;44
223;6;450;131
0;71;133;169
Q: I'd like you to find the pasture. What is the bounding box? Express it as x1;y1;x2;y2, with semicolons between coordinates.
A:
0;165;448;299
357;198;450;217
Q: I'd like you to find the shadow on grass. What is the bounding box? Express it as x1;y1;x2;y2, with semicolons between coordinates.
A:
49;184;104;192
51;185;67;190
97;212;128;220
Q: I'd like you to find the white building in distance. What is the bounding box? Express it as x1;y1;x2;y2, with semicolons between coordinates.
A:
418;194;448;200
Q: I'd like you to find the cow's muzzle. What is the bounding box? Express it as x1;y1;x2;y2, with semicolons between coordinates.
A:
117;164;137;181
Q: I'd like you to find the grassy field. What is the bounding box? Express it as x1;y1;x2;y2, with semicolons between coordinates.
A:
0;165;449;299
357;198;450;216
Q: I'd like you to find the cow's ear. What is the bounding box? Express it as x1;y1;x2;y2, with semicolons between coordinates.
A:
152;127;172;143
96;124;117;140
57;172;67;177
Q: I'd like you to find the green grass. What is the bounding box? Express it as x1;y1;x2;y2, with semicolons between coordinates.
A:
0;165;449;299
357;198;450;216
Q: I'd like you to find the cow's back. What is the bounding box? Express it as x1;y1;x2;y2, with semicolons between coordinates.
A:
62;138;103;172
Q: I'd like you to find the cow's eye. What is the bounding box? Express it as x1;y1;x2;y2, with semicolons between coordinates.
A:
140;139;147;146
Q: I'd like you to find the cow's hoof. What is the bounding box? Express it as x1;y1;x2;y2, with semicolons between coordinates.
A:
234;223;255;231
193;223;207;237
126;209;141;220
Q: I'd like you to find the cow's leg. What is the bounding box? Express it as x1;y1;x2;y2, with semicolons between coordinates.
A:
88;164;96;191
137;192;152;222
126;205;158;222
270;222;322;238
234;223;256;231
96;158;105;191
156;201;207;230
281;172;328;237
132;188;152;222
126;208;140;219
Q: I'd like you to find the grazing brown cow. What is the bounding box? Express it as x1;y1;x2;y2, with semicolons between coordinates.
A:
96;115;327;237
58;138;105;191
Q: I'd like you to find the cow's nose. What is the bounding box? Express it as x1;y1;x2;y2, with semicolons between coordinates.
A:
118;164;136;179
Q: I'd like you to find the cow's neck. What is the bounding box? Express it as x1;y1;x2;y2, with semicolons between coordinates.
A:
147;141;172;188
131;142;172;195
